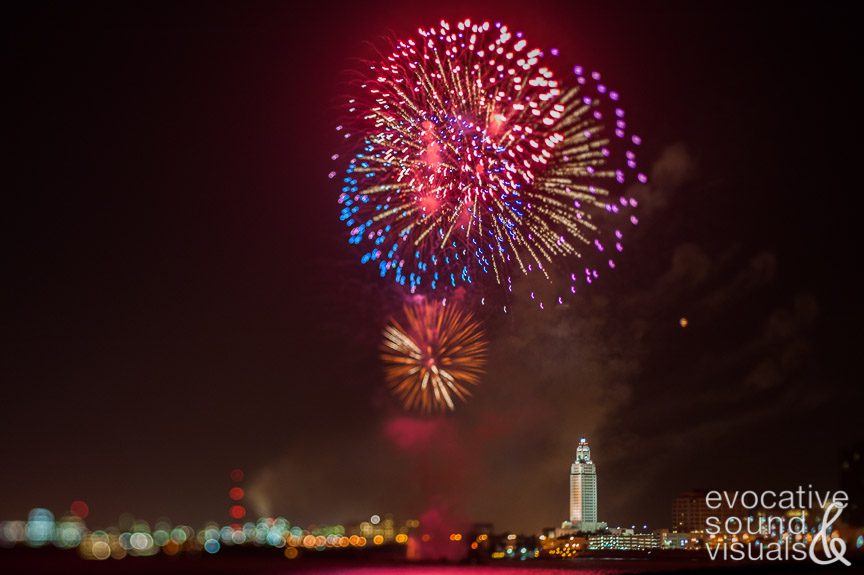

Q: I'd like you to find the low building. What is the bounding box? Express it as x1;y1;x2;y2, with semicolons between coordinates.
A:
659;529;705;550
587;530;660;551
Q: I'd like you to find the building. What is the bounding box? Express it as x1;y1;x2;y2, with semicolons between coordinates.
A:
671;489;746;533
567;438;604;533
659;529;705;550
840;442;863;527
672;490;710;532
587;529;661;551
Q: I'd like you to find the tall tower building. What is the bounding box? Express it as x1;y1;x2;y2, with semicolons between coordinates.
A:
569;437;601;532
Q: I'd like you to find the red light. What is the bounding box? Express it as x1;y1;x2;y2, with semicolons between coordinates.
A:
229;505;246;519
229;487;244;501
230;468;244;482
70;500;89;519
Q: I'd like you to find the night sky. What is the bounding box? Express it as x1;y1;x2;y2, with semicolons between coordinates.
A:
4;1;861;534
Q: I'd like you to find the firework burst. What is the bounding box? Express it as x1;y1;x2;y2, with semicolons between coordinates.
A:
381;299;487;413
336;19;645;306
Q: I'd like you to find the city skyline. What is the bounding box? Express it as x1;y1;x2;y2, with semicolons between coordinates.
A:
0;438;621;534
5;441;861;561
4;438;859;539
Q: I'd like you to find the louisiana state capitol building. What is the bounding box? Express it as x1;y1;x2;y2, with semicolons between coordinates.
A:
567;437;605;532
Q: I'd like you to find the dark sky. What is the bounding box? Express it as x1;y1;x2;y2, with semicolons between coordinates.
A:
3;1;861;534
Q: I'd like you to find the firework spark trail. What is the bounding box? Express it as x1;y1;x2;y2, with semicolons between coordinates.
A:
381;300;487;413
336;19;646;307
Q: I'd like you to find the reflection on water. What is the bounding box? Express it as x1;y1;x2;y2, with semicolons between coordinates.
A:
290;559;710;575
286;557;854;575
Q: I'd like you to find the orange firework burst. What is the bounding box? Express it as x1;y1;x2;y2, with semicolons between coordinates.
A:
381;300;487;413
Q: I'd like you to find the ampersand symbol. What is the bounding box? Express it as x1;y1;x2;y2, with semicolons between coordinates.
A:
809;502;851;566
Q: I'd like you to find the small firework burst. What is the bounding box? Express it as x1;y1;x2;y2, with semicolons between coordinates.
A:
381;299;487;413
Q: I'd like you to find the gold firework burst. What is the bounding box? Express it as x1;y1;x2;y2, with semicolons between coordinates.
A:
381;300;487;413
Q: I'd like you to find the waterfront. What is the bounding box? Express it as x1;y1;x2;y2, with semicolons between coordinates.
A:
0;548;858;575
